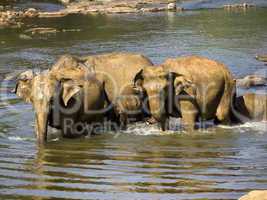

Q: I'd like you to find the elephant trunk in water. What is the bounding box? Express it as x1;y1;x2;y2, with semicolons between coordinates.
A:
133;66;171;131
31;73;57;144
146;91;168;130
35;106;50;143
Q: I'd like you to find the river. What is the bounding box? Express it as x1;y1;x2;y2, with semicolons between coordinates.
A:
0;1;267;200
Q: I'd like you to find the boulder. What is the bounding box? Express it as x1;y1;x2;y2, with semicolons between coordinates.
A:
239;190;267;200
58;0;73;4
38;11;68;18
167;2;176;10
23;8;39;18
224;3;255;9
256;54;267;62
24;27;59;35
236;75;267;88
0;10;23;28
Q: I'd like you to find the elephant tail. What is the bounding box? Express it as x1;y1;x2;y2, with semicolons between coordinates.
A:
215;67;236;124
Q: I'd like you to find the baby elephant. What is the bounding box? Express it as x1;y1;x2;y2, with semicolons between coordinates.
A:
114;85;144;129
233;93;267;122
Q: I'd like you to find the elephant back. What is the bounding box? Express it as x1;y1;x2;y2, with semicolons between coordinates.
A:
83;52;153;102
162;55;235;120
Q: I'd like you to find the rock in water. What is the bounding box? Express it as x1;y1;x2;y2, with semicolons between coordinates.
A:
24;27;58;35
224;3;255;9
23;8;39;18
58;0;73;4
236;75;266;88
167;3;176;10
256;54;267;62
239;190;267;200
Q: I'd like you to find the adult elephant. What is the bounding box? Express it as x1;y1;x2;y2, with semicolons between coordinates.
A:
50;52;153;128
15;69;106;143
134;56;236;130
233;93;267;122
14;52;153;143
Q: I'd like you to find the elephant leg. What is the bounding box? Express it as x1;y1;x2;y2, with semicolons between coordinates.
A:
119;113;127;130
179;101;198;131
216;77;235;124
160;115;169;131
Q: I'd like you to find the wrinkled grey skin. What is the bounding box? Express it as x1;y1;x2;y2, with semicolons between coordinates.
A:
15;70;106;143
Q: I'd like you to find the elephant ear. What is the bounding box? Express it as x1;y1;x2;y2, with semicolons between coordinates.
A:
15;70;34;103
133;69;144;93
173;74;196;97
61;81;81;106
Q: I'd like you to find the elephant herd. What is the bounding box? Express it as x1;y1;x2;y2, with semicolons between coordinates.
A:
14;52;267;143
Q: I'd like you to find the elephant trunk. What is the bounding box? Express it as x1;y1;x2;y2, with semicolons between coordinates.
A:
34;105;50;144
148;93;168;130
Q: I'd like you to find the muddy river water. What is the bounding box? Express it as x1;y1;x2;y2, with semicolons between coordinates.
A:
0;1;267;199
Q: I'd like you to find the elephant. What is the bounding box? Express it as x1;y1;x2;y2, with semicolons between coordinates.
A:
134;56;236;130
113;85;144;129
15;69;106;143
50;52;153;128
232;93;267;122
15;52;154;143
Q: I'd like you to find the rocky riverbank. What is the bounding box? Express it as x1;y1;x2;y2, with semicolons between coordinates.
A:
0;0;182;28
1;0;260;29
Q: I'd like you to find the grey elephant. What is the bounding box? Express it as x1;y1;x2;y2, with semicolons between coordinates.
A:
232;93;267;122
50;52;153;129
15;52;153;143
134;56;236;130
15;69;106;143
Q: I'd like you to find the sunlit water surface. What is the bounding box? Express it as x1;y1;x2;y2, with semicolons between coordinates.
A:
0;3;267;200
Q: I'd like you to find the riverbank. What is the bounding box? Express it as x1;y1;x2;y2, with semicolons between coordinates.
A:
1;0;262;29
0;0;181;28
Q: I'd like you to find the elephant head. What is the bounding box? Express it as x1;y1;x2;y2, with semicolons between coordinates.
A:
15;71;59;143
133;66;195;130
15;70;34;103
15;69;104;142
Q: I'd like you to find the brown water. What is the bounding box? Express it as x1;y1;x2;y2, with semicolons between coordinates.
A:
0;3;267;200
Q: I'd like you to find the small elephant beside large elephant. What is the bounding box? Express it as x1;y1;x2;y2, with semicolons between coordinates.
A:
133;56;236;130
15;52;153;143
